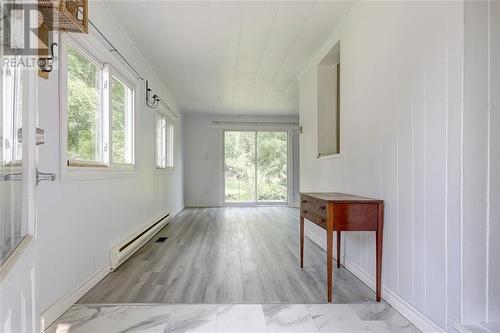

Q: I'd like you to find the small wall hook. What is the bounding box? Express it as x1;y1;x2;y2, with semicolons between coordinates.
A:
146;80;160;109
38;42;57;73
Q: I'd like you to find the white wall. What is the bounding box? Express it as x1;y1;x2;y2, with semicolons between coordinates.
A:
489;1;500;324
462;0;500;327
183;113;299;207
36;0;184;315
299;2;462;331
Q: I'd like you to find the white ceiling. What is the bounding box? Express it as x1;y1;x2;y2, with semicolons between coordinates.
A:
103;1;355;115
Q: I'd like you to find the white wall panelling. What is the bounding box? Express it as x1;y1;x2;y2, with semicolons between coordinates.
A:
299;2;462;331
488;1;500;325
36;0;184;318
462;0;500;327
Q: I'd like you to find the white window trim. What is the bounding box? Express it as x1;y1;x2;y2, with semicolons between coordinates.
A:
59;34;138;181
155;108;175;175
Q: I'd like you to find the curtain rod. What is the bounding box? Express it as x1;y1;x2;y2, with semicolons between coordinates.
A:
212;121;299;127
158;97;178;119
87;18;144;81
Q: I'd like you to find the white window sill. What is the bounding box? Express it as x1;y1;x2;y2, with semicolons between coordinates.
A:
317;153;341;160
155;167;175;176
61;165;137;181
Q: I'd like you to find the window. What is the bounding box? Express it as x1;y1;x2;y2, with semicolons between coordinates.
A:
67;44;104;165
156;112;174;170
63;37;136;172
111;76;134;164
1;64;22;166
317;41;340;157
1;59;26;265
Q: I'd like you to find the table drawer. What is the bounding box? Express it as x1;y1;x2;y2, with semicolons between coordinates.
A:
332;203;378;231
301;209;327;229
300;197;327;219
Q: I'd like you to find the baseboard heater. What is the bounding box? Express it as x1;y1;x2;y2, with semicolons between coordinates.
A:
110;212;170;270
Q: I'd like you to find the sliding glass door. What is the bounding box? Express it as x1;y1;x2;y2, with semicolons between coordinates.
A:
224;130;288;205
224;131;256;202
256;132;288;203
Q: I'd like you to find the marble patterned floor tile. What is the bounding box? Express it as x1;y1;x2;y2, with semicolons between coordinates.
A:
215;305;267;333
263;304;319;332
307;304;369;333
348;303;420;333
46;303;421;333
115;305;218;333
306;304;417;333
44;305;127;333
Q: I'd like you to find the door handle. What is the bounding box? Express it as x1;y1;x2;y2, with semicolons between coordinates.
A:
36;169;56;185
2;172;23;181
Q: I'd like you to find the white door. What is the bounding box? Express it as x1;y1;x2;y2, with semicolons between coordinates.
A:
0;47;55;333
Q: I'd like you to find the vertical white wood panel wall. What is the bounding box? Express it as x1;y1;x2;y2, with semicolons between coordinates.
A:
488;1;500;324
463;0;500;327
299;2;463;330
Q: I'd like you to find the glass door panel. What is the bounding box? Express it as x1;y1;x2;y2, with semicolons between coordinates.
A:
224;131;256;202
256;132;288;203
0;62;26;265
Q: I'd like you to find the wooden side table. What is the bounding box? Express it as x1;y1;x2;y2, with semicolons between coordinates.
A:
299;192;384;302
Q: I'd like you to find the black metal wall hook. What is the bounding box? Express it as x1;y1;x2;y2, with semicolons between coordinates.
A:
38;42;57;73
146;80;160;109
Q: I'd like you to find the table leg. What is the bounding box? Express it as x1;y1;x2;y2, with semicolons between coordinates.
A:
376;203;384;302
337;231;341;269
327;221;333;303
300;215;304;268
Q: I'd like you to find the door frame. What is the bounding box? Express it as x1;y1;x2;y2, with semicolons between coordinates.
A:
0;65;38;273
221;128;292;207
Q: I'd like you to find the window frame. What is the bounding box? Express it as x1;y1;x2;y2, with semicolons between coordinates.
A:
155;109;175;174
64;40;107;168
59;34;137;181
1;62;23;169
222;129;289;206
109;70;135;168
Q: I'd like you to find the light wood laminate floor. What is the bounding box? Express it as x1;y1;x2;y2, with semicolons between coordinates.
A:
79;207;376;304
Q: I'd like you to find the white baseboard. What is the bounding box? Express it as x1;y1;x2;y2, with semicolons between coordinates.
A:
304;227;342;262
40;265;110;332
305;227;326;248
184;205;222;208
343;258;445;333
304;229;445;333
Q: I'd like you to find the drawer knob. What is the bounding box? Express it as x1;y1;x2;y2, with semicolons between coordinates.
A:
301;200;307;203
318;205;326;210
